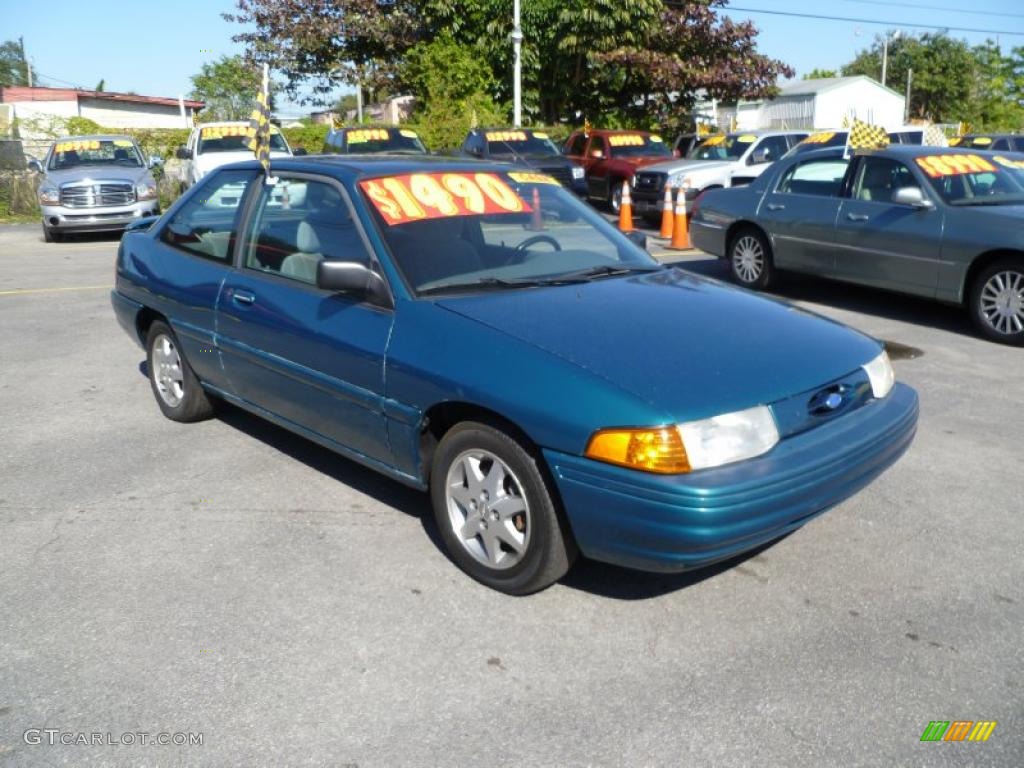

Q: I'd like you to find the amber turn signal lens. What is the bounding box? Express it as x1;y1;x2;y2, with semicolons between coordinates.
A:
585;427;691;474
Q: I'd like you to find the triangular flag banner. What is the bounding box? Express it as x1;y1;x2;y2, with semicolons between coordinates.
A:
247;64;272;178
848;118;890;150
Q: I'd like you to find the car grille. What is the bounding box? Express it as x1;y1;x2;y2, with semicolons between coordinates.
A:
634;171;666;194
538;165;573;187
60;182;135;208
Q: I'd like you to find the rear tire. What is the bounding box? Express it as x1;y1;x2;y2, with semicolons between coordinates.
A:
146;321;215;422
42;224;61;243
728;227;775;290
430;421;576;595
969;257;1024;346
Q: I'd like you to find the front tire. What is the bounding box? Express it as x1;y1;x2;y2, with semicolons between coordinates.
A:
608;180;623;214
146;321;215;421
42;224;61;243
969;257;1024;346
729;227;775;290
430;421;576;595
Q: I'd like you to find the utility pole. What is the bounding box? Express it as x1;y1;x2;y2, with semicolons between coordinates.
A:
512;0;522;127
19;36;33;87
881;30;900;87
905;68;913;123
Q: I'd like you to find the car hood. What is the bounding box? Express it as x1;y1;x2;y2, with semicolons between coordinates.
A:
43;165;151;186
618;156;673;169
641;159;737;176
435;269;881;422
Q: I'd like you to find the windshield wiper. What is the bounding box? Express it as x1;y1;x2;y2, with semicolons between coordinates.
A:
552;264;665;281
950;198;1022;206
418;275;588;296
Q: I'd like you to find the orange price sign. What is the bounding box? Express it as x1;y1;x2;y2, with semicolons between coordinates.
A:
802;132;835;145
915;153;997;178
507;172;560;185
993;155;1024;170
485;130;528;142
609;134;645;147
359;173;531;226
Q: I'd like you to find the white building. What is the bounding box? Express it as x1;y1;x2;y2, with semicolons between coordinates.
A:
710;76;906;132
0;86;204;133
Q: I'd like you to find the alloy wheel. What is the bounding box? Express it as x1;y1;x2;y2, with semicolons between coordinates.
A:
979;270;1024;336
152;334;185;408
733;235;765;284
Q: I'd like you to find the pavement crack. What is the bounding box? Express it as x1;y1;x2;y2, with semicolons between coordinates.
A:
33;516;65;559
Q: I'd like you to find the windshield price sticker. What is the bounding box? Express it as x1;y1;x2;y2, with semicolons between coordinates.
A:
508;171;560;185
55;140;100;152
533;132;549;139
700;135;726;147
802;132;836;144
486;131;528;142
650;135;664;142
971;136;993;145
201;125;249;138
113;139;134;147
915;154;998;178
994;155;1024;170
348;128;389;143
399;129;419;138
608;134;646;147
737;134;757;143
360;173;531;226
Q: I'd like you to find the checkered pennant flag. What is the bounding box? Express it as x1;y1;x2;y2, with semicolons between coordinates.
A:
247;63;271;179
848;118;890;150
922;124;947;147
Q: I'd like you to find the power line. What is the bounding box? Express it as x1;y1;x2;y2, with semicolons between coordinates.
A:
724;6;1024;37
745;0;1024;21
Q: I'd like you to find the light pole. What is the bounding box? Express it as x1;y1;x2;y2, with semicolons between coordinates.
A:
512;0;522;127
881;30;901;87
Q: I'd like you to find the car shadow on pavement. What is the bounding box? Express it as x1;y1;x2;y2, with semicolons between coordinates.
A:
668;256;975;339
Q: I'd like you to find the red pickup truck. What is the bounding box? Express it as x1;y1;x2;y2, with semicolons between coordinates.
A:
562;129;673;212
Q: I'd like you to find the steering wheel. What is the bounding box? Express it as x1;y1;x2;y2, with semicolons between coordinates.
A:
516;234;562;252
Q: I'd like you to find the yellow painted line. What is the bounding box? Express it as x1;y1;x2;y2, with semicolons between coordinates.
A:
0;284;110;297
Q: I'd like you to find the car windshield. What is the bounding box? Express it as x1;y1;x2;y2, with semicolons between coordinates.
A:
48;138;143;170
344;128;427;154
917;153;1024;206
686;134;753;160
608;134;672;158
784;131;849;157
360;170;660;295
198;126;288;154
486;130;560;157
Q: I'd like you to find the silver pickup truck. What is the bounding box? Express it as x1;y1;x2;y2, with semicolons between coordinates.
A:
36;135;162;242
632;130;808;221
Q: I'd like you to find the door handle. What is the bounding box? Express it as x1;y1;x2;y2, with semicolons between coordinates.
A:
846;213;869;222
766;203;785;211
232;289;256;306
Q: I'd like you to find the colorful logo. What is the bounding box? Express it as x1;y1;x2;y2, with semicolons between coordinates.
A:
920;721;997;742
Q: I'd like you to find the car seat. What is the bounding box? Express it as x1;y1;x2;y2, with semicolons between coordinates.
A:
858;163;894;202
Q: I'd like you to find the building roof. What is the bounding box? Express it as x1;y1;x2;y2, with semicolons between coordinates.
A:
0;86;203;110
776;75;904;99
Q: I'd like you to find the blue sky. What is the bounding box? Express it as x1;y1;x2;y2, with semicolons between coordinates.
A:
7;0;1024;115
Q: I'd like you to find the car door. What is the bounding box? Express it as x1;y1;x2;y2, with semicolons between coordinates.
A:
147;168;258;393
759;155;851;275
216;173;395;464
833;156;942;297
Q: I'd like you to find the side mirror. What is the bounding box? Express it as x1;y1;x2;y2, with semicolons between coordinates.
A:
175;146;192;160
589;149;604;159
624;230;648;251
891;186;934;209
293;147;308;156
148;155;163;168
316;260;390;303
27;159;42;173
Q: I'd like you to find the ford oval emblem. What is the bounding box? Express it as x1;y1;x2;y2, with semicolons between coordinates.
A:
824;392;843;410
809;387;846;416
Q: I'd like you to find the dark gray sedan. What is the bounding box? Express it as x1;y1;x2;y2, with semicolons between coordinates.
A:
690;145;1024;345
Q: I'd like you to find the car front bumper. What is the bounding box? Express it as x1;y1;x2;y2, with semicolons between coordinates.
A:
544;383;918;573
42;201;160;233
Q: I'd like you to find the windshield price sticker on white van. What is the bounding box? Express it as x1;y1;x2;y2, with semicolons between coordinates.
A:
915;154;998;178
360;172;531;226
201;125;249;138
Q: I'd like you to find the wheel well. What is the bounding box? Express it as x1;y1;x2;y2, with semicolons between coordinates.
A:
134;307;165;346
963;249;1024;305
419;402;539;478
725;220;770;254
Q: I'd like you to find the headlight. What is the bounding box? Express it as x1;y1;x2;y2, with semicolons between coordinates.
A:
667;173;693;189
38;185;59;204
571;166;585;180
862;350;895;399
585;405;780;474
135;182;158;200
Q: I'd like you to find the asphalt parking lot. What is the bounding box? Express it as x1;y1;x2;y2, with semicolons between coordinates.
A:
1;221;1021;767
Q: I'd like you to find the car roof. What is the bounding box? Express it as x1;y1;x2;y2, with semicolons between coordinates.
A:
54;134;135;142
723;129;808;138
581;128;654;135
332;124;407;132
210;154;523;180
788;144;1006;161
195;121;252;128
474;127;545;133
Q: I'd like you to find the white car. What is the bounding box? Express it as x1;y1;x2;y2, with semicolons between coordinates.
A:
175;122;297;191
632;131;808;220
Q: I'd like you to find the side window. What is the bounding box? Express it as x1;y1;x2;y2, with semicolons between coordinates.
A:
160;170;255;261
752;136;789;164
852;157;919;203
992;138;1010;151
243;177;372;285
567;133;587;156
1013;137;1024;152
786;134;809;148
588;136;607;158
775;158;850;196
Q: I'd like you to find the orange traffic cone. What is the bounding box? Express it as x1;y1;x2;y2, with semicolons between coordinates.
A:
618;179;634;232
668;188;690;250
528;187;543;231
659;184;674;239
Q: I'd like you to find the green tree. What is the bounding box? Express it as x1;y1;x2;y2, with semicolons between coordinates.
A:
842;33;976;122
0;39;30;87
189;55;263;120
95;79;105;92
970;41;1024;130
803;68;838;80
